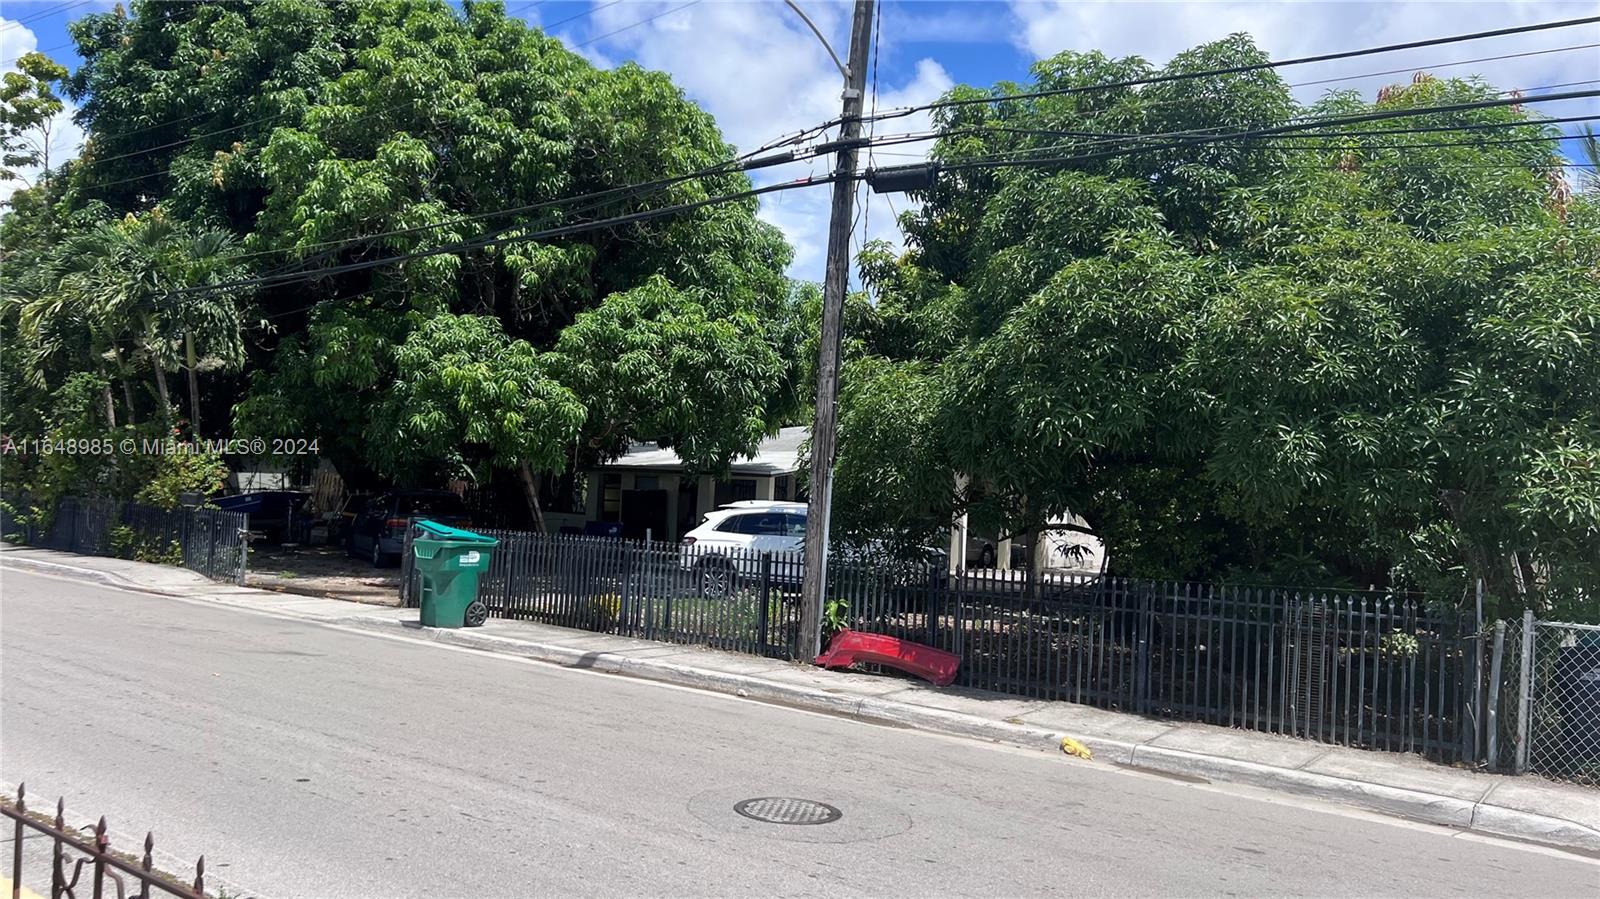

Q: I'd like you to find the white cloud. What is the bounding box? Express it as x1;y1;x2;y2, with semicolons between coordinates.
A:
565;0;952;280
1;17;84;206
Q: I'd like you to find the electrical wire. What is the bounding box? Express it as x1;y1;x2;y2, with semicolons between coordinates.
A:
222;144;804;274
833;15;1600;134
573;0;701;48
181;171;846;301
168;88;1596;301
934;89;1600;174
862;0;883;262
856;92;1599;176
0;0;90;32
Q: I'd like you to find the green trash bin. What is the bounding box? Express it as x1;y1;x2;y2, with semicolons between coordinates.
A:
412;519;499;628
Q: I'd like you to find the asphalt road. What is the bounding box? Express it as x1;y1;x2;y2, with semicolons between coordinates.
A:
2;569;1596;898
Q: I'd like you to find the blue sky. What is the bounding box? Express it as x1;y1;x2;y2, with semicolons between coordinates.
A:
3;1;1597;277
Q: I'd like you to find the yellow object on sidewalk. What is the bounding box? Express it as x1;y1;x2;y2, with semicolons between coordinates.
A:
1060;736;1093;760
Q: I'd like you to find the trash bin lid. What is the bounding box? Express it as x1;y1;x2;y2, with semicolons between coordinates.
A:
414;519;498;544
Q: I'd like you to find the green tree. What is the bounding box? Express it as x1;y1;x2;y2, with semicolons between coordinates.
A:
1;52;68;186
366;312;585;530
833;38;1598;617
0;0;803;511
552;275;793;475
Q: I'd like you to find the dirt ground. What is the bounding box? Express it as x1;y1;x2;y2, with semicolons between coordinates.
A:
246;543;403;606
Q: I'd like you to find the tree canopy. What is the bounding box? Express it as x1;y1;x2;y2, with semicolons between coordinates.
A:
2;0;805;521
831;38;1598;616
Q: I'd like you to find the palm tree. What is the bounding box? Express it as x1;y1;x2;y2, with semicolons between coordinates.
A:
28;216;251;435
166;227;248;437
49;218;178;426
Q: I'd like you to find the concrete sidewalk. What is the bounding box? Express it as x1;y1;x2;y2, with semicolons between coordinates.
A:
4;544;1598;855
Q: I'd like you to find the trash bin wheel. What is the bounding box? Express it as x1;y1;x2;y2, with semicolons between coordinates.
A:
465;599;488;628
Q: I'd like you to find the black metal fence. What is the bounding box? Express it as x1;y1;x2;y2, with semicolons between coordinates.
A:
8;495;249;584
3;783;208;898
401;528;805;658
834;565;1473;762
398;526;1474;762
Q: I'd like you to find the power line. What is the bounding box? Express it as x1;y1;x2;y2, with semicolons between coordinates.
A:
180;90;1598;299
183;171;845;300
864;110;1600;159
855;15;1600;128
746;27;1600;164
0;0;90;32
0;39;75;67
574;0;701;47
224;144;805;275
935;89;1600;174
863;0;883;253
540;0;624;32
1289;42;1600;90
855;85;1600;171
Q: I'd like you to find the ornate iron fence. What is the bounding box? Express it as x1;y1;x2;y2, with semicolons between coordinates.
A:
13;496;248;584
3;784;206;898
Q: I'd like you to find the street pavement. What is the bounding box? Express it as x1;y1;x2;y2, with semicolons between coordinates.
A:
2;568;1596;898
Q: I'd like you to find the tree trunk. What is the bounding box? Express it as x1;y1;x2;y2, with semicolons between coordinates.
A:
518;461;549;534
153;364;172;425
95;361;116;428
108;345;137;424
120;377;138;425
184;330;202;437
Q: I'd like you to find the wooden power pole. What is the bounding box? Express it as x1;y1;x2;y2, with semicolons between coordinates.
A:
799;0;875;662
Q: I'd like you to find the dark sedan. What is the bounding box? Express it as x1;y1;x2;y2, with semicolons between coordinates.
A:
346;489;472;566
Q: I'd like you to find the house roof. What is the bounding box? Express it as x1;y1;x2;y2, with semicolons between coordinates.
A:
599;426;806;476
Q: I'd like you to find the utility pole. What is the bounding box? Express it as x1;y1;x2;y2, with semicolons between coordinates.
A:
798;0;875;662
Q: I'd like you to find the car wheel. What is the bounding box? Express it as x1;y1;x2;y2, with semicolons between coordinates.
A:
979;544;996;569
696;557;736;598
464;600;488;627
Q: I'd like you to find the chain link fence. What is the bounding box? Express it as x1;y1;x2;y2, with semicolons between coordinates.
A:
1525;620;1600;786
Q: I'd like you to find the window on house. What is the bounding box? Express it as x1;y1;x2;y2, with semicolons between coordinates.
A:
601;473;621;522
714;479;757;506
634;475;659;491
774;475;791;501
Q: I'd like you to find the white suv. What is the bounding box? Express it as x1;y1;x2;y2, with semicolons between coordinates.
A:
680;500;807;593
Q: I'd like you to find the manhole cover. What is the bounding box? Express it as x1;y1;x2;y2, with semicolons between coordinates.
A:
734;797;843;826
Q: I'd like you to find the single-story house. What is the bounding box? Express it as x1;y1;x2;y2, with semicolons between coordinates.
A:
546;427;806;542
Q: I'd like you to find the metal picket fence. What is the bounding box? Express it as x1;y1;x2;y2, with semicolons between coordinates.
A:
16;495;249;584
399;526;1474;762
832;564;1473;761
401;528;805;658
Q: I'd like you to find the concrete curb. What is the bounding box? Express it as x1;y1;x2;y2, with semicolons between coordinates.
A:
0;554;153;591
7;555;1598;856
338;615;1599;854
